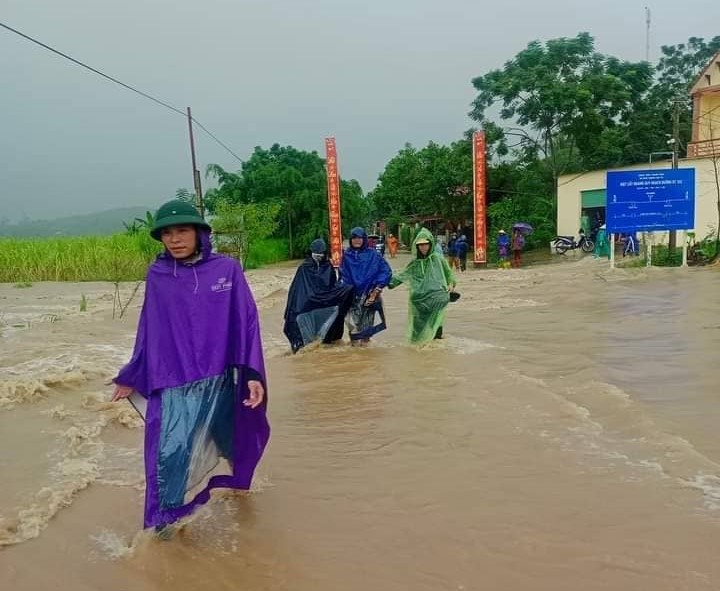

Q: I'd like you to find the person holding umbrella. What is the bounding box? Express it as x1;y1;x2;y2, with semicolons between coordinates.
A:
511;222;532;268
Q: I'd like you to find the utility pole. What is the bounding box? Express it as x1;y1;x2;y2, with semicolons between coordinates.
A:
668;99;681;252
186;107;204;218
286;191;293;258
644;7;651;62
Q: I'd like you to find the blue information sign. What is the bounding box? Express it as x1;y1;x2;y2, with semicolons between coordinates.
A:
606;168;695;233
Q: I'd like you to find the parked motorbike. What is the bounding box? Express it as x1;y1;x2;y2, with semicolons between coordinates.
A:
553;229;594;254
687;239;711;266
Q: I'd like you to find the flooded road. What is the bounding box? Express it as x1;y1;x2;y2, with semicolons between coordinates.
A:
1;255;719;590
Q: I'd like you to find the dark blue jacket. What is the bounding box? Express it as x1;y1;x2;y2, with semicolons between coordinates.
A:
340;227;392;295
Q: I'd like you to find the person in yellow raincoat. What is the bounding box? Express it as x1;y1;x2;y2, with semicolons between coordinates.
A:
389;228;457;344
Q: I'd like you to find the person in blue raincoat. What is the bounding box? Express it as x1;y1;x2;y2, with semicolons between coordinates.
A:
340;227;392;344
455;235;469;272
447;233;459;271
497;230;510;268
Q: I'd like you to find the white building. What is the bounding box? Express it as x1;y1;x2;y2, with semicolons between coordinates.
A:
557;52;720;242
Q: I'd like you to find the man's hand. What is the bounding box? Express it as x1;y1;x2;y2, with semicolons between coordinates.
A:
112;384;134;401
244;380;265;409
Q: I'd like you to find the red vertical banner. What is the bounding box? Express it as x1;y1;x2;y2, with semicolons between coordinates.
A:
472;131;487;264
325;137;343;267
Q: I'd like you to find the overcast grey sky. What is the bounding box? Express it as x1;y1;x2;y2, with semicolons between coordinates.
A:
1;0;717;221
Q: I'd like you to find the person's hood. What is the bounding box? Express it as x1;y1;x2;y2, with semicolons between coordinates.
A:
304;253;330;267
310;238;327;254
411;227;436;259
156;228;214;266
152;228;215;294
349;227;368;250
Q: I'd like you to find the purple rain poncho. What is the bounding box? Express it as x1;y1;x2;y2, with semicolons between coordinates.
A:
114;230;269;529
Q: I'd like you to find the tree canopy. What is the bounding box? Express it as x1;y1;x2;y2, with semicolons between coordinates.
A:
205;144;370;257
194;33;717;262
370;139;473;226
370;33;717;251
470;32;655;179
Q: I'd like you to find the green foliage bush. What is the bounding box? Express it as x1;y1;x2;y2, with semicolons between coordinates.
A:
651;245;683;267
244;238;290;269
400;225;412;249
212;200;281;266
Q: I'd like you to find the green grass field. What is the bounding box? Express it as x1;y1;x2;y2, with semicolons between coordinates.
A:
244;238;290;269
0;234;290;283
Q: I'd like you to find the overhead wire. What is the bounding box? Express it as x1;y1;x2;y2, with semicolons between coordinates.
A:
0;21;243;164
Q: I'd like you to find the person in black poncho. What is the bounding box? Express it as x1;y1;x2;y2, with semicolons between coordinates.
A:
283;238;354;353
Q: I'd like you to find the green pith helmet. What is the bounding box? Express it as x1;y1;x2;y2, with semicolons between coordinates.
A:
150;200;211;240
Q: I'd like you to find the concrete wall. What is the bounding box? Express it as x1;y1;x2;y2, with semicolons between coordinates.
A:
698;94;720;142
557;158;719;243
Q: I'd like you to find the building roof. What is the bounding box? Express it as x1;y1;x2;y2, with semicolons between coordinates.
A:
690;51;720;96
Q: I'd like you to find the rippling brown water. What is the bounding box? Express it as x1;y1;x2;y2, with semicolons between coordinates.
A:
1;256;719;590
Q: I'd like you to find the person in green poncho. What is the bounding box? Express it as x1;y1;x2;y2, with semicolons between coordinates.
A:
594;224;610;259
389;228;457;344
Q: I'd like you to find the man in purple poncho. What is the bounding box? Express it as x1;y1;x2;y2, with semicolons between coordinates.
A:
112;200;269;536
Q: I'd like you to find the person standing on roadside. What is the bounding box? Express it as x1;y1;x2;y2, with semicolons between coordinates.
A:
455;235;469;272
447;232;459;271
511;228;525;268
387;233;399;258
497;230;510;269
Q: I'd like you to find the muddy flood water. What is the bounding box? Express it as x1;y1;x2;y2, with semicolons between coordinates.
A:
1;254;719;590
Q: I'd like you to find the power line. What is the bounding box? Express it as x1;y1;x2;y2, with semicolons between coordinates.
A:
0;21;186;116
192;119;244;163
0;21;243;164
692;102;720;124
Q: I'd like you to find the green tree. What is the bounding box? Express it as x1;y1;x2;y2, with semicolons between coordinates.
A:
470;33;654;199
656;36;720;91
371;138;476;227
649;36;720;159
211;200;281;266
206;144;370;257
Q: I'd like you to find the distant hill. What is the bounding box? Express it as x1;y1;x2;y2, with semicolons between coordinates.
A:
0;206;154;237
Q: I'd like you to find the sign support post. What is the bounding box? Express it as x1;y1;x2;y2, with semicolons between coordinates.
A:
606;168;696;269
